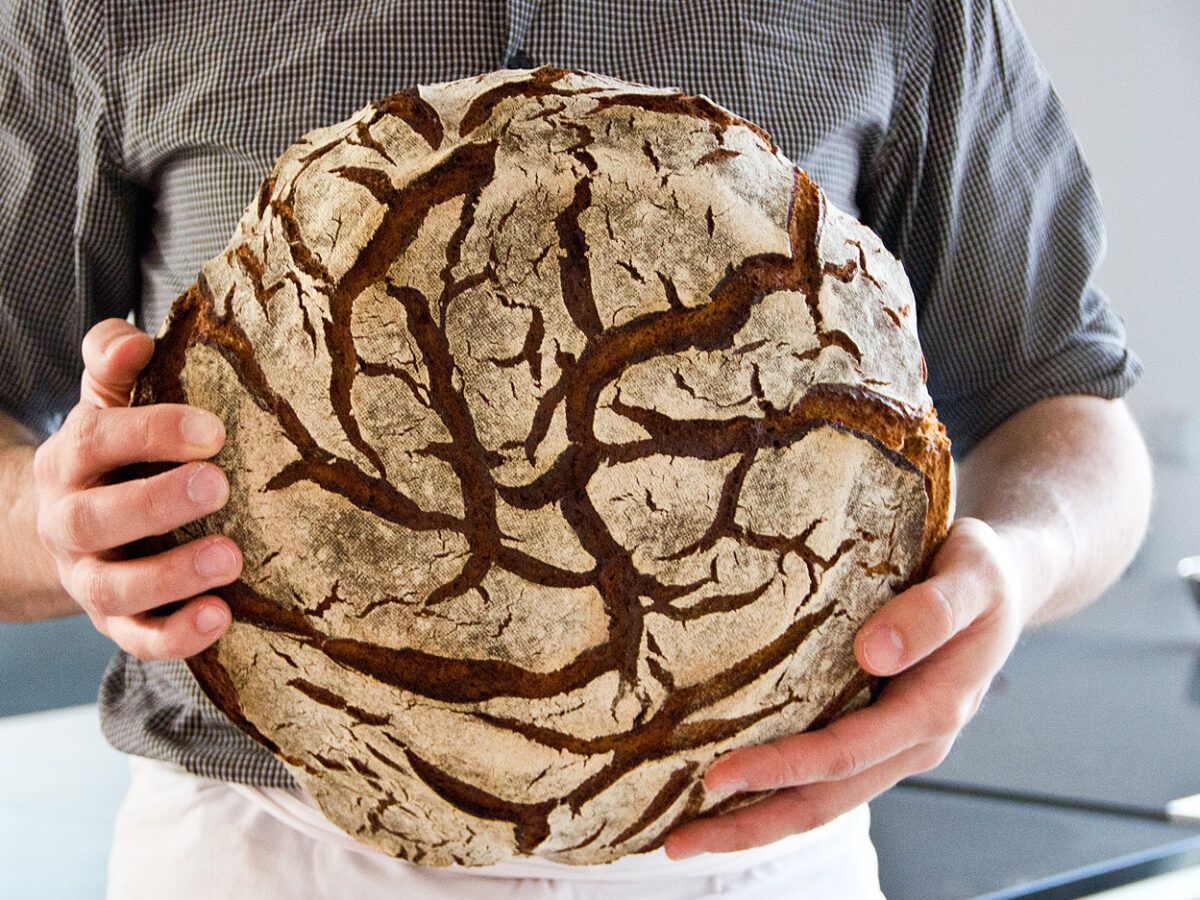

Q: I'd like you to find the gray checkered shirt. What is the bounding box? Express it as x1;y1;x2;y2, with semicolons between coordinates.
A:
1;0;1140;787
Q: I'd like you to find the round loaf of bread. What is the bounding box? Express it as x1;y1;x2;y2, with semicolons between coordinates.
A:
134;67;952;866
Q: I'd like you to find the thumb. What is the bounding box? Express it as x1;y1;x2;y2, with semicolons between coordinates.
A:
79;319;156;408
854;518;1009;676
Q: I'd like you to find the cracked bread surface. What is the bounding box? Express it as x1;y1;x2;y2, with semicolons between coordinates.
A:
134;66;952;866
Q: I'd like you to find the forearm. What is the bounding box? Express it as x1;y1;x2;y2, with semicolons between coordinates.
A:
0;412;77;621
954;394;1152;626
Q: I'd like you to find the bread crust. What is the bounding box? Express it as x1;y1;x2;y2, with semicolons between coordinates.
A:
134;67;951;866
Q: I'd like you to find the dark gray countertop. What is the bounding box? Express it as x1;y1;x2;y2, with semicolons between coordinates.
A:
920;575;1200;812
871;786;1200;900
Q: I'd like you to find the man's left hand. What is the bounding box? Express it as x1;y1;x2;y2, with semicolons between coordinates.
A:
663;516;1024;858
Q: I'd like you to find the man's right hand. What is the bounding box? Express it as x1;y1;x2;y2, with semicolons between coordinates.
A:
32;318;241;659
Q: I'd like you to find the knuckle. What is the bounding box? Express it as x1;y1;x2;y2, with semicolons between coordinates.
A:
915;738;955;773
823;743;863;782
927;695;974;738
67;407;102;460
130;633;169;662
104;619;154;661
927;704;961;738
920;582;959;640
133;407;156;456
127;618;185;662
75;559;115;617
35;505;58;553
146;553;186;606
32;440;58;486
960;686;987;725
136;474;174;531
910;746;940;775
58;494;97;553
762;742;808;789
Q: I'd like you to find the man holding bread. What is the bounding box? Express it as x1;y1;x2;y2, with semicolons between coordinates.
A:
0;0;1152;897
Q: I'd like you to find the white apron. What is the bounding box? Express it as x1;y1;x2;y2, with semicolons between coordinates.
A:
107;757;885;899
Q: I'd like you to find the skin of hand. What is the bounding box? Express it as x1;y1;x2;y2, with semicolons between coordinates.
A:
662;395;1152;859
30;318;240;659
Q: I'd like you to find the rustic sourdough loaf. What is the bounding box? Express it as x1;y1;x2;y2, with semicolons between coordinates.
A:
134;66;952;866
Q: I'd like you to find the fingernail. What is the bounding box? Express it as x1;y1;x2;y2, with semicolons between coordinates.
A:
864;625;905;673
195;604;229;635
666;841;702;861
103;333;136;361
195;541;238;578
187;465;228;506
707;776;748;799
180;410;223;449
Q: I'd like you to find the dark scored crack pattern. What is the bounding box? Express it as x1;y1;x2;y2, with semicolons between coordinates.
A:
135;67;951;867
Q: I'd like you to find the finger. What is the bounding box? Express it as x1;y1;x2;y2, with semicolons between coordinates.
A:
102;596;232;661
704;620;1004;794
703;703;920;796
68;536;242;620
666;740;943;859
855;517;1008;676
37;404;224;488
80;319;156;408
43;461;228;554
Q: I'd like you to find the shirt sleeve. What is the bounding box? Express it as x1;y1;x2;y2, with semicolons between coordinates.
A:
862;0;1141;457
0;0;146;440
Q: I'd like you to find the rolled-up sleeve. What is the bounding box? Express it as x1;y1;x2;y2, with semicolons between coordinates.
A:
864;0;1141;457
